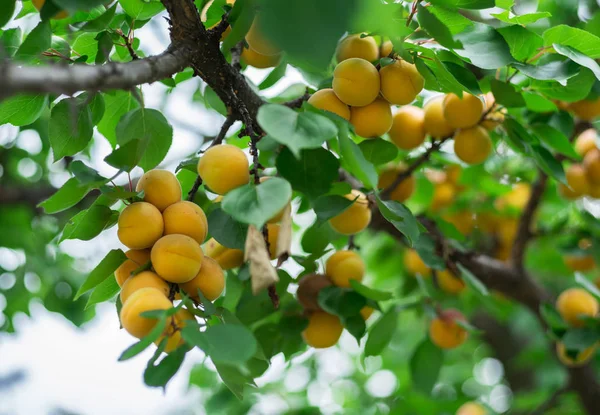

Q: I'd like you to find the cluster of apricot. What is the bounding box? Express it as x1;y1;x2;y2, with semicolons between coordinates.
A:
560;128;600;200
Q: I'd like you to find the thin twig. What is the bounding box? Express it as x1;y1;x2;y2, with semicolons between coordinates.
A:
116;29;140;60
209;10;232;39
406;0;419;26
284;88;311;108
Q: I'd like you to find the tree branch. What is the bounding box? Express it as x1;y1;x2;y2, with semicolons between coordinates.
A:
528;385;568;415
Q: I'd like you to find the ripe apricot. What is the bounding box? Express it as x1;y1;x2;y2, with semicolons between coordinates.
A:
120;271;169;303
388;106;426;150
120;287;173;339
297;274;333;311
163;201;208;244
329;190;372;235
556;287;598;327
245;18;280;56
379;60;424;105
566;164;590;196
442;211;474;235
429;309;468;349
136;170;182;212
197;144;250;195
423;96;454;139
557;342;597;367
151;234;204;283
180;256;225;301
115;249;151;287
443;93;484;129
380;40;393;58
156;308;196;353
325;250;365;288
378;166;415;203
496;217;519;248
335;34;379;63
569;97;600;121
266;223;281;259
431;182;456;211
575;129;598;157
32;0;68;19
564;254;595;272
404;249;430;277
204;238;244;270
475;212;499;234
436;269;465;294
584;148;600;185
302;311;344;348
495;183;531;211
453;126;492;165
456;402;487;415
332;58;380;107
307;89;351;120
117;202;164;249
587;183;600;198
350;98;392;138
446;165;462;185
241;47;281;69
559;183;581;200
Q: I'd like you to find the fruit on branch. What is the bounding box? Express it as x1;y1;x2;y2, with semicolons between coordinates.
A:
480;92;505;131
241;47;282;69
575;129;598;157
329;190;372;235
297;274;333;311
445;165;463;186
423;96;455;139
335;34;379;63
246;18;281;56
556;342;597;367
197;144;250;195
583;148;600;185
302;311;344;348
136;170;182;212
442;211;474;235
266;223;280;259
307;89;351;121
115;249;151;287
569;97;600;121
379;40;393;58
436;269;466;295
429;309;468;349
379;59;424;105
32;0;69;19
332;58;380;107
163;201;208;244
156;308;196;353
556;287;599;327
453;126;492;165
151;234;204;283
378;166;415;203
179;256;225;301
325;250;365;288
565;164;591;197
443;92;484;129
204;238;244;270
430;182;456;212
388;105;426;150
563;253;595;272
349;97;393;138
495;183;531;212
403;249;430;277
117;202;164;249
120;287;173;339
456;402;487;415
120;270;170;303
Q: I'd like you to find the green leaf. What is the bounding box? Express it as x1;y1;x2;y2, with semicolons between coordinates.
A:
0;94;48;127
81;4;117;31
523;92;558;113
491;10;550;26
39;178;94;214
181;324;257;364
454;23;514;70
498;26;543;62
1;28;22;58
531;68;595;102
74;249;127;300
203;86;227;116
318;286;366;318
49;98;94;160
414;234;445;270
15;21;51;62
257;104;338;158
420;55;466;96
514;60;578;84
364;309;398;357
222;177;292;229
144;347;187;388
208;207;248;250
417;5;460;49
176;156;199;173
72;32;100;63
540;303;568;332
119;318;168;361
531;125;578;159
575;272;600;300
350;280;392;302
429;0;494;9
457;264;489;296
358;139;399;166
375;197;421;246
428;6;473;35
213;362;255;400
312;194;355;223
554;44;600;81
53;0;110;12
529;144;566;184
276;147;340;198
118;0;164;20
97;90;140;147
562;328;600;352
337;124;378;189
85;276;120;309
258;60;288;90
543;25;600;59
410;339;444;395
490;79;525;108
300;221;337;254
104;139;142;172
60;205;115;242
0;0;16;28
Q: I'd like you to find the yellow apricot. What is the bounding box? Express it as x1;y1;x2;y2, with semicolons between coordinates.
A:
495;183;531;211
446;165;462;184
431;182;455;211
575;129;598;157
564;254;595;272
302;311;344;348
241;47;282;69
332;58;380;107
475;212;499;234
442;211;474;235
429;309;468;349
453;126;492;165
120;271;169;303
497;218;519;247
197;144;250;195
266;223;280;259
245;18;280;56
156;308;196;353
587;183;600;198
569;97;600;121
335;34;379;63
360;306;374;320
115;249;151;287
151;234;204;283
325;250;365;288
379;60;424;105
584;148;600;185
163;201;208;244
120;287;173;339
559;183;581;200
388;106;426;150
556;288;599;327
380;40;393;58
443;93;484;129
566;164;590;196
136;170;181;212
32;0;68;19
404;249;430;277
378;166;415;203
179;256;225;301
495;243;512;262
423;96;455;139
117;202;164;250
350;98;393;138
329;190;372;235
557;342;597;367
204;238;244;270
456;402;487;415
436;269;465;295
308;89;351;120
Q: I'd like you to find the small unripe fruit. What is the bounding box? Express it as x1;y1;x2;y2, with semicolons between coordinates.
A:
151;235;204;283
380;40;393;58
436;269;465;294
180;256;225;301
120;287;172;339
297;274;333;311
332;58;380;107
566;164;590;196
325;250;365;288
307;89;351;120
120;271;169;303
556;287;598;327
454;126;492;165
423;96;454;139
302;311;344;348
431;182;455;211
360;306;374;320
378;166;415;203
329;190;372;235
575;129;598;157
388;106;426;150
117;202;164;249
569;98;600;121
379;60;424;105
456;402;487;415
156;308;196;353
136;170;182;212
429;309;468;349
115;249;151;287
556;342;597;367
204;238;244;270
198;144;250;195
350;98;393;138
443;93;484;129
32;0;68;19
335;34;379;63
584;148;600;185
563;254;595;272
246;18;280;56
404;249;430;277
241;47;281;69
163;201;208;244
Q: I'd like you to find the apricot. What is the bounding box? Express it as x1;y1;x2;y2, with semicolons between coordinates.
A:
442;211;474;235
179;256;225;301
335;34;379;63
587;183;600;198
446;165;462;185
423;96;454;139
564;254;595;272
380;40;393;58
431;182;456;211
241;47;282;69
120;287;173;339
325;250;365;288
332;58;380;107
302;311;344;348
297;274;333;311
360;306;374;320
557;342;597;367
404;249;430;277
559;183;581;200
575;129;598;157
456;402;487;415
117;202;164;250
475;212;499;234
556;288;598;327
378;166;415;203
151;234;204;283
120;271;169;303
246;18;280;56
388;106;426;150
379;60;424;105
495;183;531;211
436;269;465;295
569;97;600;121
163;201;208;244
350;98;393;138
307;89;351;120
429;309;468;349
453;126;492;165
584;148;600;185
32;0;68;19
566;164;590;196
115;249;151;287
197;144;250;195
266;223;281;259
204;238;244;270
156;308;196;353
136;170;181;212
329;190;372;235
443;93;484;129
